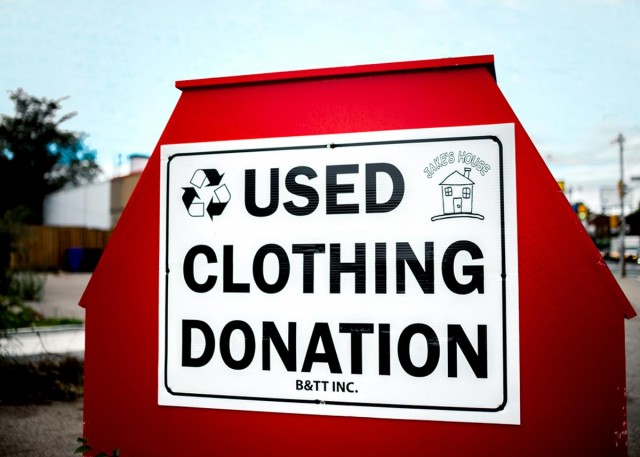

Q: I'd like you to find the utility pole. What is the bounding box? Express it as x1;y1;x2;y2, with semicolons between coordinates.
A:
614;133;626;278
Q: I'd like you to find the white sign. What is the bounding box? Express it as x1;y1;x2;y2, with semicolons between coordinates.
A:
159;124;519;424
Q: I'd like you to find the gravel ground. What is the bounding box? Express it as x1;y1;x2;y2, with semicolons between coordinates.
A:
0;399;84;457
618;275;640;457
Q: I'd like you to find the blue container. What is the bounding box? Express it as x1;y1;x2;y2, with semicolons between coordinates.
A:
65;248;84;272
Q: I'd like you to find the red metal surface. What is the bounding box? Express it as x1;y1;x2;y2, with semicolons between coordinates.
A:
175;55;497;90
81;56;633;456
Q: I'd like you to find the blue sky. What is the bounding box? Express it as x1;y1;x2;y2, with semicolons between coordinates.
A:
1;0;639;211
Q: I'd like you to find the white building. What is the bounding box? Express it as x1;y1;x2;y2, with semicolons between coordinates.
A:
43;154;149;230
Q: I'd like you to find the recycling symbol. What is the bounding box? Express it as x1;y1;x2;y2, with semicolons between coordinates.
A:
182;169;231;219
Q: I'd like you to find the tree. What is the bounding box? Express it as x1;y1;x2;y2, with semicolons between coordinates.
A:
0;88;101;224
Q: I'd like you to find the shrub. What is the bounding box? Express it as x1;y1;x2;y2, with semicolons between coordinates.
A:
0;355;84;404
0;294;43;335
8;270;47;301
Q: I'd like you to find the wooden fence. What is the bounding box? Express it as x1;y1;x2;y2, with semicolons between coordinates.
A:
12;226;112;271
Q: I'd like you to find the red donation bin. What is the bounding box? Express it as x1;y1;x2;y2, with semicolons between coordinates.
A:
81;55;636;456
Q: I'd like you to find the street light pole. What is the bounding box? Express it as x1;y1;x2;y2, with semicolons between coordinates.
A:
615;133;626;278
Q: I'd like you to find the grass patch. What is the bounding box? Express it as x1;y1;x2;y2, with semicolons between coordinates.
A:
32;316;84;327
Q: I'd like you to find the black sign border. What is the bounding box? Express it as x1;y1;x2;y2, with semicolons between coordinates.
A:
162;133;510;414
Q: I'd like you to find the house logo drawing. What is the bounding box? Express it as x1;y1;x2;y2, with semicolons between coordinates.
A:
431;167;484;221
181;168;231;219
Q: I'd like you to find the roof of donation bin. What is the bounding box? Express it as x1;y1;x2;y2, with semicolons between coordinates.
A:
175;55;497;90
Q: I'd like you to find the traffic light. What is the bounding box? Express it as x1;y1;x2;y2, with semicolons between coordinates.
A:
617;180;628;198
573;203;589;221
610;215;619;230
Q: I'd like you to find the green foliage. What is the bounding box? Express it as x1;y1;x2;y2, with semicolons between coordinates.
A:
7;270;47;301
0;294;41;335
75;437;120;456
0;268;49;333
0;296;83;334
0;208;63;332
0;355;83;404
0;264;82;332
33;316;84;327
0;207;31;295
0;88;101;224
